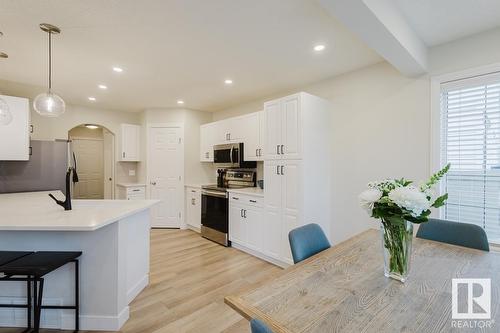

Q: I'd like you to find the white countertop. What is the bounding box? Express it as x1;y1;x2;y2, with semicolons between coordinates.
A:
185;184;203;189
227;187;264;197
0;191;159;231
116;183;147;188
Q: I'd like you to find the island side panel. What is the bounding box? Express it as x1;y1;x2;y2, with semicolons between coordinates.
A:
123;209;151;304
0;224;121;330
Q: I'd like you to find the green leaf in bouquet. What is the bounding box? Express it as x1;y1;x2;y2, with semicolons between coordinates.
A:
432;193;449;208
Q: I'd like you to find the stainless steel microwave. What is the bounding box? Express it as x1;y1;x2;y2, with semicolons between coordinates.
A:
213;143;256;168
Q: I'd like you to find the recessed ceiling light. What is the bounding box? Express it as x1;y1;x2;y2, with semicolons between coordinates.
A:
88;97;96;101
224;79;233;85
314;44;325;52
98;84;107;90
177;100;185;105
85;124;99;129
113;67;123;73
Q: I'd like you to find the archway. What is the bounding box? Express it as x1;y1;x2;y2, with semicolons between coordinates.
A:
68;124;115;199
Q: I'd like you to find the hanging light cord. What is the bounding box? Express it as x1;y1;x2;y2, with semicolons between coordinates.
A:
48;30;52;93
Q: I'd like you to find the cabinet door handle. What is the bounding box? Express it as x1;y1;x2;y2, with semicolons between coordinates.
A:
232;197;239;200
281;145;284;155
276;145;280;154
191;190;196;193
228;133;231;140
276;165;280;175
281;165;284;175
240;209;244;217
243;210;247;218
192;198;195;205
123;152;126;158
30;125;34;133
249;199;257;203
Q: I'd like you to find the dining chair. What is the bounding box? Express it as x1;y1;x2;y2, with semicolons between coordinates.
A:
250;318;274;333
288;223;331;264
416;218;489;251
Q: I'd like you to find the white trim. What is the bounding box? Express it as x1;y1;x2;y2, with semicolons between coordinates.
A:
61;306;130;331
231;242;289;269
430;62;500;218
186;224;201;233
126;274;149;304
146;123;185;228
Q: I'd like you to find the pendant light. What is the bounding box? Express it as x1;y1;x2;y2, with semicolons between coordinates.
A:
33;23;65;117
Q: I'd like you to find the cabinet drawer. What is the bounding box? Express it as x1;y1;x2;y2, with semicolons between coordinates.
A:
127;193;146;200
229;194;263;207
126;187;145;195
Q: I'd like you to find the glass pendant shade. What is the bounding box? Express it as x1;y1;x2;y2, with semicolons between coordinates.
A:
33;92;66;117
0;98;13;125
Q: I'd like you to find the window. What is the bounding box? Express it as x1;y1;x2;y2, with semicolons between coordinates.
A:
440;72;500;243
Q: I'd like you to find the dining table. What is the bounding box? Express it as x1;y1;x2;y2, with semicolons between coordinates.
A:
225;229;500;332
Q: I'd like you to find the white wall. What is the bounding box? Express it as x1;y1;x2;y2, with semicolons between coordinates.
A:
214;62;430;244
139;108;214;186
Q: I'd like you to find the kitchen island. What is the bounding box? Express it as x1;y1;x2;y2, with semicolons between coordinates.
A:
0;191;158;331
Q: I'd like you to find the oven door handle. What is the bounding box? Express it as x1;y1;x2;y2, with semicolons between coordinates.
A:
230;146;234;164
202;190;227;198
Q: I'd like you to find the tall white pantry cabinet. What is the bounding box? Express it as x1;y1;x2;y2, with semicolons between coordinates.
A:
263;92;332;265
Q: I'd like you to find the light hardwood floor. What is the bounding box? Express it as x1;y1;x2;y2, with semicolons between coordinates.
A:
0;229;282;333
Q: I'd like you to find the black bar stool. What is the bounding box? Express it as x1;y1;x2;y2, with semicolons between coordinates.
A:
0;251;82;332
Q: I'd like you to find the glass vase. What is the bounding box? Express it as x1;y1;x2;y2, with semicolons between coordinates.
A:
380;219;413;283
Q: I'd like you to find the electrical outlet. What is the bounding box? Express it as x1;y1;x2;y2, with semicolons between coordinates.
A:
129;169;136;176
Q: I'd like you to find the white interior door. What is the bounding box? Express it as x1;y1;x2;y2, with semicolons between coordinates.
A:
103;130;115;199
72;138;104;199
149;125;184;228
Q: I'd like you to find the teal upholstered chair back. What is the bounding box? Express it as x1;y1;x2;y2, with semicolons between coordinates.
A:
416;218;489;251
250;318;274;333
288;223;331;264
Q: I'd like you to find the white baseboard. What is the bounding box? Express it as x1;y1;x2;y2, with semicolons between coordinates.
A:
62;306;129;331
186;225;201;233
127;274;149;304
231;242;290;268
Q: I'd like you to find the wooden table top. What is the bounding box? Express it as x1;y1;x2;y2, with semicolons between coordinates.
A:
225;229;500;333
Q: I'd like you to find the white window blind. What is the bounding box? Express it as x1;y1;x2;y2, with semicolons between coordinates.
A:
441;72;500;243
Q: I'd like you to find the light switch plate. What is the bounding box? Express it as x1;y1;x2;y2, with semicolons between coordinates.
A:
129;169;136;176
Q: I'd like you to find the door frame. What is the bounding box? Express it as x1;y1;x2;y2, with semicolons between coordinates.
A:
102;129;116;199
147;122;185;228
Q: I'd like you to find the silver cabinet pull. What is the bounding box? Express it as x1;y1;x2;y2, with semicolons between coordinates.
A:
191;190;196;193
276;145;280;154
281;165;284;175
243;209;247;218
191;198;195;205
276;165;280;175
256;148;258;157
232;197;239;200
281;145;284;155
240;209;244;217
249;199;257;203
123;152;125;158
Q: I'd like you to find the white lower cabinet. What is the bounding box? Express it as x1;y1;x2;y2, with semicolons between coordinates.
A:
185;187;201;231
117;185;146;200
229;192;289;266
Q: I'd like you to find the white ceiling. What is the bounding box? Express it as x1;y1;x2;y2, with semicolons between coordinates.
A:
0;0;381;112
392;0;500;47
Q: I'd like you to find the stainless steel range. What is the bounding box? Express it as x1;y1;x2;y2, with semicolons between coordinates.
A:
201;169;256;246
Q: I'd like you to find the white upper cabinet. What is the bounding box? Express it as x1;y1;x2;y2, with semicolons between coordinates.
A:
0;95;30;161
200;122;216;162
264;94;302;160
281;95;301;159
119;124;140;162
264;100;282;160
242;111;265;161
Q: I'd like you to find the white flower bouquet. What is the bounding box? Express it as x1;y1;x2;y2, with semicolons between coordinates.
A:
359;164;450;281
